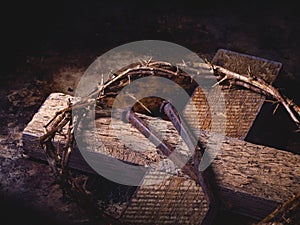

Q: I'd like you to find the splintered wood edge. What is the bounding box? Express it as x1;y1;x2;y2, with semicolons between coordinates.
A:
22;92;300;220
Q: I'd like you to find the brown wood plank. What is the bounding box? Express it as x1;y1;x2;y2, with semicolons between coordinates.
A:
191;49;282;139
120;171;208;225
22;92;300;220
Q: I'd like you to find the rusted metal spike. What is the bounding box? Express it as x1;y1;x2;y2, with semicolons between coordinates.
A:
160;101;201;153
160;101;219;208
124;109;218;225
124;110;191;170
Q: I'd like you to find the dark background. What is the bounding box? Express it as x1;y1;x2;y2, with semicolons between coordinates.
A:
0;1;299;224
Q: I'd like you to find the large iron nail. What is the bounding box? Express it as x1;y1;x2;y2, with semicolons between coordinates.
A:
124;110;200;181
160;101;218;207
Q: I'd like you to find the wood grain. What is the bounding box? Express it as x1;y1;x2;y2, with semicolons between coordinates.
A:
22;92;300;220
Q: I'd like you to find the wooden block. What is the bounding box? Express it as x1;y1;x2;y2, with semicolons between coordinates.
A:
22;92;300;221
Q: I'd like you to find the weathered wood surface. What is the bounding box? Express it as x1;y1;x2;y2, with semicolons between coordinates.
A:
194;49;282;138
120;171;209;225
23;92;300;220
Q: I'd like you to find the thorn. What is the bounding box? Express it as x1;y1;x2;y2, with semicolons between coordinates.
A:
247;65;251;76
97;74;105;96
273;103;280;115
43;126;48;134
146;57;153;66
175;65;179;75
204;58;214;71
190;74;195;83
109;70;116;79
101;74;104;86
138;58;148;67
126;92;152;114
265;99;279;104
212;75;228;87
247;65;257;80
287;98;295;106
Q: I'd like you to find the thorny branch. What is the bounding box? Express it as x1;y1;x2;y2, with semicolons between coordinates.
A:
39;59;300;224
210;64;300;130
39;60;196;223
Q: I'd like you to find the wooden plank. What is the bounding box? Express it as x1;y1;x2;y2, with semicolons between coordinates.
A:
206;49;282;138
22;92;300;220
120;171;209;225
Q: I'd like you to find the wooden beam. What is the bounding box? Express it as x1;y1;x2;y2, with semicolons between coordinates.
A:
209;49;282;138
22;92;300;220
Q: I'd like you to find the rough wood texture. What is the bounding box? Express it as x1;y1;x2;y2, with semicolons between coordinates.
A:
22;93;300;221
120;170;208;225
203;49;282;138
119;50;282;224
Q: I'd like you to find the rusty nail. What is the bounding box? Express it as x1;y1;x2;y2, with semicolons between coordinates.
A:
125;110;202;177
160;101;219;207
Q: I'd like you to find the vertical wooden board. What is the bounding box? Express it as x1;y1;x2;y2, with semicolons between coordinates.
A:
184;49;282;139
120;170;208;225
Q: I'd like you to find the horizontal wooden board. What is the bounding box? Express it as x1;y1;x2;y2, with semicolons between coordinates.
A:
22;92;300;221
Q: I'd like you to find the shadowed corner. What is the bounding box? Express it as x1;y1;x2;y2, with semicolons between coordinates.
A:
0;192;70;225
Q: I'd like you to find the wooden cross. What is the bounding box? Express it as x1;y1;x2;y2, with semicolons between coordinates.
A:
22;49;299;224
